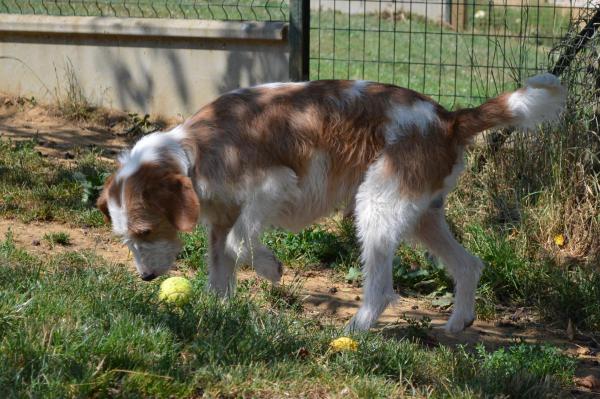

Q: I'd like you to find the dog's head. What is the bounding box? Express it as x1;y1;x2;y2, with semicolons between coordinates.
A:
97;136;199;281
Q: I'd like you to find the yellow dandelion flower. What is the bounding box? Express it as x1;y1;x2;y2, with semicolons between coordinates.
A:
554;234;565;247
330;337;358;352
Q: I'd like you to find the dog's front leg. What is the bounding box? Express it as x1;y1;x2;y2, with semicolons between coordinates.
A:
222;168;299;283
207;224;237;297
226;220;283;283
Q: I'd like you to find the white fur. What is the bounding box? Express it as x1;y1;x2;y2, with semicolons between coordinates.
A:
507;73;566;129
117;126;189;180
347;157;431;331
222;167;299;284
410;209;484;333
385;101;439;143
126;238;181;279
275;151;339;231
107;198;128;236
345;80;370;99
207;225;237;297
255;82;308;90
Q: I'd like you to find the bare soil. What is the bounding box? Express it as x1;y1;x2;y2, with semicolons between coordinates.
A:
1;96;598;395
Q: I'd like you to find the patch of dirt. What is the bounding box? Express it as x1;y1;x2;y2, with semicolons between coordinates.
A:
0;93;179;160
0;218;128;264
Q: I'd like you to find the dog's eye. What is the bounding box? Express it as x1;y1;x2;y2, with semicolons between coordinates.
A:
138;229;152;237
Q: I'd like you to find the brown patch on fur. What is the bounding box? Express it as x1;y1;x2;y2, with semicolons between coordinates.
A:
384;125;459;197
452;92;514;143
124;162;200;235
97;173;117;222
181;81;422;189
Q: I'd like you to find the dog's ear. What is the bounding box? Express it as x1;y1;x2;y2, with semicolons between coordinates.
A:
151;174;200;232
96;173;115;223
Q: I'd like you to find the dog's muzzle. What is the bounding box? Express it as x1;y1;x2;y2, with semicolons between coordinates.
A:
140;273;157;281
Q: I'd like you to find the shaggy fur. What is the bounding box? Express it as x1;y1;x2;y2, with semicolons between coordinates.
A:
98;74;566;333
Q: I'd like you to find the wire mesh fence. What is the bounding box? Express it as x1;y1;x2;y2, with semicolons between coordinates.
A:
310;0;592;108
0;0;288;21
2;0;594;107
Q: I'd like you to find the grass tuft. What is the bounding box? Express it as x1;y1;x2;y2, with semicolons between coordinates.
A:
42;231;71;247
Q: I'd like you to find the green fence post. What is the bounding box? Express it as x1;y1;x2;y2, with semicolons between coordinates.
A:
289;0;310;81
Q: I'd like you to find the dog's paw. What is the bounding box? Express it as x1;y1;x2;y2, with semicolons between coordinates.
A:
444;311;475;334
345;316;369;333
254;255;283;283
345;307;379;333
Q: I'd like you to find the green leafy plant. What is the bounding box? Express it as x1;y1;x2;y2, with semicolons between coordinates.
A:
402;314;432;341
126;113;157;136
345;266;362;284
264;226;353;266
72;170;110;206
392;249;451;295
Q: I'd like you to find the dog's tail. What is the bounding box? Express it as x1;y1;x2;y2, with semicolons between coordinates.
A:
451;73;566;142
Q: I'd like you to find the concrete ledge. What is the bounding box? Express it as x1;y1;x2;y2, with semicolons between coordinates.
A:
0;13;289;116
0;14;287;41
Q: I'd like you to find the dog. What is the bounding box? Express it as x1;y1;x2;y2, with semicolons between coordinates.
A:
97;75;565;333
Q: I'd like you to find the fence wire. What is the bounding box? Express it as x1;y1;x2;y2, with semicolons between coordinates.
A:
2;0;594;107
0;0;288;21
550;2;600;136
310;0;591;108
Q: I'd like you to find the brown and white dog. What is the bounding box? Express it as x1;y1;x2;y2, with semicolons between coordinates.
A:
97;75;565;333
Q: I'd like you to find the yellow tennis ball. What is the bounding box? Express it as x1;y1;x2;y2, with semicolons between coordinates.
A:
159;277;192;306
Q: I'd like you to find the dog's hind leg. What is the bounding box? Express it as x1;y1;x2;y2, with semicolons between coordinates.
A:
411;206;484;333
346;159;430;332
207;224;237;297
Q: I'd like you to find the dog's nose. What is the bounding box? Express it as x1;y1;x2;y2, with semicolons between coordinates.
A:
141;273;157;281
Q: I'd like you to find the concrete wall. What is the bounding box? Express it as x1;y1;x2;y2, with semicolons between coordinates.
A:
0;14;289;117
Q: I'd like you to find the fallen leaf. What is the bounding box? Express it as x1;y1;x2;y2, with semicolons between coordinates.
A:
574;375;600;390
577;346;592;356
330;337;358;352
296;347;309;359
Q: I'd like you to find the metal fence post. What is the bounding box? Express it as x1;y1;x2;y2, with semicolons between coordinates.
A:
289;0;310;81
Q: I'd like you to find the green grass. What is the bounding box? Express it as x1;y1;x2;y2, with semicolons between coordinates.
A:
42;231;72;247
264;218;358;269
466;3;574;45
0;232;577;398
0;139;110;227
309;8;563;108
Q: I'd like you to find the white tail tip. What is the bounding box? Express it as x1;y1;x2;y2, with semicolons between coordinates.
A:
508;73;567;130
